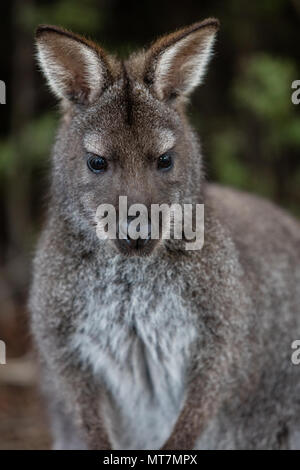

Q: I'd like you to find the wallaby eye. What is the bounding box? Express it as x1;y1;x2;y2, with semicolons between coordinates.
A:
157;152;173;171
87;154;108;173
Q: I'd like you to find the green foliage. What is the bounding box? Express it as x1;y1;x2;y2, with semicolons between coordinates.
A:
234;55;300;153
20;0;103;35
210;53;300;214
0;139;14;178
0;113;57;179
211;129;248;188
234;55;296;122
21;113;57;163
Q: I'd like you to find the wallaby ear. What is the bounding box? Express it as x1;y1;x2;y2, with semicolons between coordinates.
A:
35;25;112;105
144;18;219;101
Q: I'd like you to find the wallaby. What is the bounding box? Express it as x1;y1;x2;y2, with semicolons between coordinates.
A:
30;19;300;450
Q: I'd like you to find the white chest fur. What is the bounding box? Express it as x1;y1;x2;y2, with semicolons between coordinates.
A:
72;266;197;450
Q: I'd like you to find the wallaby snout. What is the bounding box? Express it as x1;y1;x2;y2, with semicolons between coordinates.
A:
117;215;152;253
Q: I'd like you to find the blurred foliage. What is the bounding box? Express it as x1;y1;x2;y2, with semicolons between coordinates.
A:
20;0;104;35
234;55;300;145
0;113;56;179
211;54;300;202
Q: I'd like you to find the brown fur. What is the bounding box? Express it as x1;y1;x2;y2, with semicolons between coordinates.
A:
30;20;300;450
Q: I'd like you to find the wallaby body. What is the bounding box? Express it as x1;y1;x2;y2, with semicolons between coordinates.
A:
30;20;300;449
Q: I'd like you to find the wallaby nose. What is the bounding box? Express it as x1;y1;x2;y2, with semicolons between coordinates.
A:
121;216;152;250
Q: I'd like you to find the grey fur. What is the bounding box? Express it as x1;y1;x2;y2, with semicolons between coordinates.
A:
30;21;300;450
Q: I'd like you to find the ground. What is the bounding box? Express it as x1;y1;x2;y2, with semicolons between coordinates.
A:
0;306;51;450
0;377;51;450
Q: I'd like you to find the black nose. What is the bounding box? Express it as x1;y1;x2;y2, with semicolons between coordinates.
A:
123;216;151;250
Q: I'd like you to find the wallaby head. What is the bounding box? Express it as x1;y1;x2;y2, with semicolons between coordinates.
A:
36;19;219;256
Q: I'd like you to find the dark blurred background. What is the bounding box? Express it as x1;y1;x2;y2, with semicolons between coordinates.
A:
0;0;299;449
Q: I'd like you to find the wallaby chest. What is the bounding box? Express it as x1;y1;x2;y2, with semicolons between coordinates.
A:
73;258;197;449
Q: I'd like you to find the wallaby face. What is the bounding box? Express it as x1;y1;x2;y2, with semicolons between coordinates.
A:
36;20;218;255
